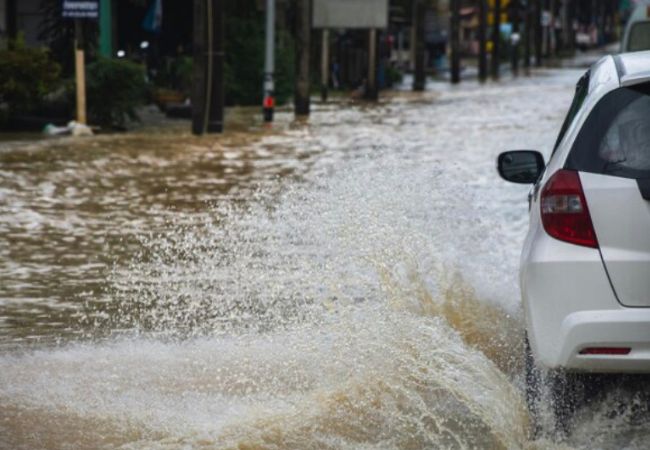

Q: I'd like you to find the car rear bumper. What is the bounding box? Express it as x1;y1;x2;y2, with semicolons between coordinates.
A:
559;309;650;372
522;226;650;373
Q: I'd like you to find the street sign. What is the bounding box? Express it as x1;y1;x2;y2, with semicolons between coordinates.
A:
62;0;99;19
313;0;388;29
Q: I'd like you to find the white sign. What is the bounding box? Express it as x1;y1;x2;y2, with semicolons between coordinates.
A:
62;0;99;19
313;0;389;29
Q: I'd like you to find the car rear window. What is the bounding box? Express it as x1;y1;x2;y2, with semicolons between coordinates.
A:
565;83;650;180
628;21;650;52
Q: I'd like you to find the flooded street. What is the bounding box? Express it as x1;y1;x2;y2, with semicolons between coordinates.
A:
2;68;649;449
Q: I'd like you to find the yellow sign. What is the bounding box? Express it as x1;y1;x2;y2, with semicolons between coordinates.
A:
487;0;511;7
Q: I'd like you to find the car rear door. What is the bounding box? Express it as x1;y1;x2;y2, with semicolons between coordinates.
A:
566;82;650;307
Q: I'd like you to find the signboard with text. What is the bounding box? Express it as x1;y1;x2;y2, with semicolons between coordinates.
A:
62;0;99;19
313;0;388;29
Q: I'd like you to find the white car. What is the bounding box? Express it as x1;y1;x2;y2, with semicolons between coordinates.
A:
622;4;650;53
498;51;650;428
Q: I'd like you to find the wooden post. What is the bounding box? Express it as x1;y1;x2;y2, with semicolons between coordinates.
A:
491;0;502;80
450;0;461;84
74;20;87;125
478;0;488;82
365;28;378;100
321;29;329;102
412;0;425;91
294;0;311;116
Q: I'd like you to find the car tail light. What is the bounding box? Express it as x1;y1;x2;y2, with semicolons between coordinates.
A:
579;347;631;355
540;170;599;248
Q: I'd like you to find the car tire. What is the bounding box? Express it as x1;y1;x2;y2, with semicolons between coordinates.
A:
524;336;543;437
525;335;585;437
548;369;585;436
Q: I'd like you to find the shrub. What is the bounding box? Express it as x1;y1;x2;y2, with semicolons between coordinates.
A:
385;65;404;87
86;57;148;127
0;39;61;113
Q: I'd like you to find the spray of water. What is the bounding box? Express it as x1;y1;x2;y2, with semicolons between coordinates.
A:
2;144;532;448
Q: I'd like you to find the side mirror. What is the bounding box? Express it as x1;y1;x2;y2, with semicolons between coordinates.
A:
497;150;545;184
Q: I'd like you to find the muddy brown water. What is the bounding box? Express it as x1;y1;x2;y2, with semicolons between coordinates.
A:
1;72;649;449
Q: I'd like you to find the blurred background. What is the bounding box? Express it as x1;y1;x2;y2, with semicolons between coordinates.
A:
0;0;637;132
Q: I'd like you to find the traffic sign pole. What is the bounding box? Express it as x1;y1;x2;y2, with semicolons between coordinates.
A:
263;0;275;122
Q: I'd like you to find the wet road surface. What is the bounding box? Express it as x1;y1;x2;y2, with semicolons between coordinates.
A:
1;68;650;449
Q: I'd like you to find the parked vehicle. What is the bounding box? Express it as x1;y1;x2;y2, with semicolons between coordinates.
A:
622;5;650;52
498;51;650;430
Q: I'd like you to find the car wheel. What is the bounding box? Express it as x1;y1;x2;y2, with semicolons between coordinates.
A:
525;336;586;438
548;368;586;436
524;336;542;437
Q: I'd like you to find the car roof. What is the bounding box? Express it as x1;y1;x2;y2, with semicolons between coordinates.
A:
608;51;650;87
543;52;650;174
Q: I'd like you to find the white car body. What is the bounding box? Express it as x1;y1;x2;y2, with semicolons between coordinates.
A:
522;51;650;373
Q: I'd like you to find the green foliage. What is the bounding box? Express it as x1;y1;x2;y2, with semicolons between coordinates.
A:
385;65;404;87
86;57;148;127
225;16;294;106
154;55;193;96
170;56;194;95
0;39;61;113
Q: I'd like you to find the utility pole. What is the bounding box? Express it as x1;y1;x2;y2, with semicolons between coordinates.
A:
74;20;87;125
365;29;379;100
263;0;276;121
491;0;502;80
534;0;542;67
294;0;310;116
549;0;556;56
192;0;224;134
478;0;488;82
450;0;461;84
321;29;329;102
208;0;224;132
560;0;569;53
511;0;521;76
412;0;426;91
524;0;531;71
